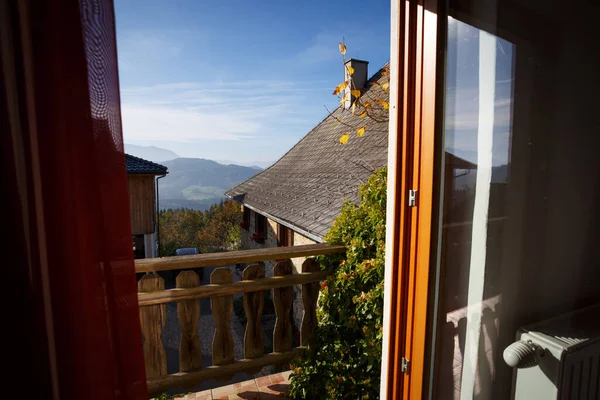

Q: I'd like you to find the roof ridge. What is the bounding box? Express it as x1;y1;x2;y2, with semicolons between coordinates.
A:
125;153;168;169
125;153;168;174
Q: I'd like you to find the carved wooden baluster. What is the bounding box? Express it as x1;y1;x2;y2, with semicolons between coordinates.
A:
243;263;265;373
211;267;234;378
301;258;320;346
273;260;293;368
138;274;167;379
176;271;202;373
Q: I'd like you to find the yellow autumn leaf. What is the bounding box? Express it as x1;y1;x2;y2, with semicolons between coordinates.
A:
351;89;361;98
381;69;389;76
382;82;389;90
351;102;356;115
359;110;368;118
370;81;380;86
357;126;366;137
340;92;348;105
339;42;347;56
377;99;389;110
339;133;349;144
363;102;371;108
333;81;349;95
347;65;355;75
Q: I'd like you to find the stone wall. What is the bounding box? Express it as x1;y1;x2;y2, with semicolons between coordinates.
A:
240;208;278;276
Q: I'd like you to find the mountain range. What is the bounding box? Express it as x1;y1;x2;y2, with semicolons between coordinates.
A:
158;158;260;210
123;145;261;210
125;144;180;162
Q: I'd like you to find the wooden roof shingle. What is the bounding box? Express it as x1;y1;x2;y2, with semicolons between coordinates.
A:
226;65;390;241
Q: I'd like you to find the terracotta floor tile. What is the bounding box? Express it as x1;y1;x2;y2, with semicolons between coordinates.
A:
237;382;259;394
269;374;285;384
258;385;281;395
255;376;272;387
213;384;237;398
258;393;286;400
281;371;292;381
195;390;213;398
234;392;261;400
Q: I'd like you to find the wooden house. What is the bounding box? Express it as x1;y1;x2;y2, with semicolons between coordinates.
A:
126;154;168;259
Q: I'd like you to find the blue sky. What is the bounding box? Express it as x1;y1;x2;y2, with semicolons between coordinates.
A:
115;0;391;166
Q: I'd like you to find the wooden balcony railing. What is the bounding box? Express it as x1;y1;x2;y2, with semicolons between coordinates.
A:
135;243;346;396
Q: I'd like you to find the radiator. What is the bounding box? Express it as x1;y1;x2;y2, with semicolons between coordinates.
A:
503;304;600;399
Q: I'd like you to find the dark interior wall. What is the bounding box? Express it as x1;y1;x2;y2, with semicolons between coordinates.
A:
504;1;600;328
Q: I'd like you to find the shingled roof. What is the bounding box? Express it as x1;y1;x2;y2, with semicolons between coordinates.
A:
226;64;390;242
125;154;168;175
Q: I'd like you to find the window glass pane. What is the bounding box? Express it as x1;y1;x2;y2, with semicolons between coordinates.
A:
432;4;600;398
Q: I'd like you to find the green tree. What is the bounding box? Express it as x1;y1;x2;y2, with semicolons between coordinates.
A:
196;200;242;252
158;200;242;256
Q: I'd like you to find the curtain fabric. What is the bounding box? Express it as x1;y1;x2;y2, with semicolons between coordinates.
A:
5;0;148;398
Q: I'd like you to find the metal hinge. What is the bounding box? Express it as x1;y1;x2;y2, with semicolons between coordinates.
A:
408;190;417;207
401;357;410;373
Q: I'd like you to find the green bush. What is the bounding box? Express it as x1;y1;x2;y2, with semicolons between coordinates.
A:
288;168;387;400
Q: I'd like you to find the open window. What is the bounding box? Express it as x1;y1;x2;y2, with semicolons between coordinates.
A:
241;206;250;230
252;212;267;244
277;224;293;247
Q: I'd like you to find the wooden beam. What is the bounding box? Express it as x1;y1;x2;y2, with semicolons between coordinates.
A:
147;348;305;395
300;258;320;346
210;268;235;378
273;260;293;369
243;264;265;374
176;271;202;374
135;243;345;273
138;275;167;379
138;270;331;306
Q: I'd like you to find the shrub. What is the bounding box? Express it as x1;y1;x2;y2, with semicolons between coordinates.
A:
288;168;387;399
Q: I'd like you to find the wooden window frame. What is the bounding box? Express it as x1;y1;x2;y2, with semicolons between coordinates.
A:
241;206;251;230
253;212;267;244
277;224;294;247
381;0;443;399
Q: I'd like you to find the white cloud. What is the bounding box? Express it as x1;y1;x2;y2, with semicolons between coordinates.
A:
120;79;327;143
121;105;259;141
117;31;184;72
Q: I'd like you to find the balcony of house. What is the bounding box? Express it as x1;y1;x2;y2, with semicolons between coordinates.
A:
135;243;346;399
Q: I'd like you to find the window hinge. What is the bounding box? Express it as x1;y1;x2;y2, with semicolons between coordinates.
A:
408;190;417;207
401;357;410;373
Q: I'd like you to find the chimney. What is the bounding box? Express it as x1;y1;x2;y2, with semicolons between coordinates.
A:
344;59;369;110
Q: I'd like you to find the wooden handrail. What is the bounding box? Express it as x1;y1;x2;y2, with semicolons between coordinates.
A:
135;243;346;272
147;348;304;396
136;245;346;395
138;270;331;306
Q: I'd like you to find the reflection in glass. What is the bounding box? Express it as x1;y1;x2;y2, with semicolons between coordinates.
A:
435;17;515;400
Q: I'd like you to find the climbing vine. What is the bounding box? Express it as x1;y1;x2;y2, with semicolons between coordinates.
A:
288;168;387;399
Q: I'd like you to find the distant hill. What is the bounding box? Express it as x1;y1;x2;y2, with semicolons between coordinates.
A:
125;144;180;162
158;158;260;210
215;159;274;169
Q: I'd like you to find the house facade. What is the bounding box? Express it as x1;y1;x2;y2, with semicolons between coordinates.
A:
125;154;168;259
227;59;390;328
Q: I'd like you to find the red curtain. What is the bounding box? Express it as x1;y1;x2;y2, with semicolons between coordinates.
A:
3;0;147;398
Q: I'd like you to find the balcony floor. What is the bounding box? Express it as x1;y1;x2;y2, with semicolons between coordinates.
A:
176;371;291;400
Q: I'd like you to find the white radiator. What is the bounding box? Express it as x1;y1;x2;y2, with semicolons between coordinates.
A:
503;303;600;400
